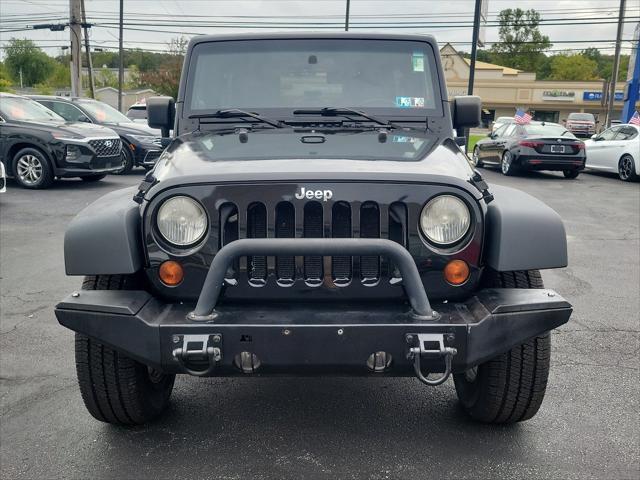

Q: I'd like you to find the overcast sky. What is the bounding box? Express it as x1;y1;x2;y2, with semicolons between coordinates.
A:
1;0;638;61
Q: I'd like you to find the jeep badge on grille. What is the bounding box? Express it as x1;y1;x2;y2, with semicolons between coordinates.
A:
295;187;333;202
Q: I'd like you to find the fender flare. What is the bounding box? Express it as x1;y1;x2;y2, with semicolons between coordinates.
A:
484;185;568;271
64;186;143;275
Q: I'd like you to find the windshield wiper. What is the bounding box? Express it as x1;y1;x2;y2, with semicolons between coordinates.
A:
189;109;284;128
292;107;400;129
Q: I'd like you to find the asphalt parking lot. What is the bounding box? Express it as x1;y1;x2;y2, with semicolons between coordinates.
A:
1;168;638;480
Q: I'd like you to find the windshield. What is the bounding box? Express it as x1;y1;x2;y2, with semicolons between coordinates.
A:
0;96;64;122
77;99;131;123
523;123;575;137
568;113;595;121
182;130;436;162
186;39;441;115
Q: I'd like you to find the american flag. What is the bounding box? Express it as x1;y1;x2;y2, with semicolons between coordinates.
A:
514;109;532;125
629;111;640;126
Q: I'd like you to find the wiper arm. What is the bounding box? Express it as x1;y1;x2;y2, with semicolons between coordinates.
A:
293;107;399;129
189;109;284;128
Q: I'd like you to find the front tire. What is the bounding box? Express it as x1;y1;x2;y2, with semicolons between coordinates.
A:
454;270;551;424
113;144;134;175
75;274;175;425
500;151;516;176
12;147;54;189
471;146;483;167
618;155;638;182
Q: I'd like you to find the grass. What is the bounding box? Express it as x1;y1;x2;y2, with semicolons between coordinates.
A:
467;133;486;152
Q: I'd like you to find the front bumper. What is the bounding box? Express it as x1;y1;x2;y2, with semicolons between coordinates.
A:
56;239;572;377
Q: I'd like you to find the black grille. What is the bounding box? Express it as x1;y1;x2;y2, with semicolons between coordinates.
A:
88;138;121;157
219;199;408;287
247;203;267;283
303;202;324;283
275;202;295;281
332;202;352;283
360;202;380;282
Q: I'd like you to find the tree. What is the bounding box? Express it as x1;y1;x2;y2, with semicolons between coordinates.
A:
140;37;188;99
4;38;55;86
489;9;552;72
548;54;599;81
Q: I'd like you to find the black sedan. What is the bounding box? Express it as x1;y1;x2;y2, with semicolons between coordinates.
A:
29;95;163;174
471;121;586;179
0;93;123;189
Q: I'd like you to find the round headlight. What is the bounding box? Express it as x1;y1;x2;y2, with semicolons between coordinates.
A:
420;195;471;246
157;196;208;246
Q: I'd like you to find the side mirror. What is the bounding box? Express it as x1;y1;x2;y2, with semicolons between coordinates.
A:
451;95;481;129
147;96;175;138
561;119;566;122
79;115;92;123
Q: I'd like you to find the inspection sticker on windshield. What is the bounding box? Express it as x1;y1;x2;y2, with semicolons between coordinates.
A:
412;52;425;72
395;96;425;108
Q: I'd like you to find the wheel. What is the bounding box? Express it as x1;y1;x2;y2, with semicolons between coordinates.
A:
563;169;580;179
618;155;638;182
113;144;134;175
75;274;175;425
12;147;54;189
80;174;106;182
500;151;516;176
454;269;551;424
471;146;483;167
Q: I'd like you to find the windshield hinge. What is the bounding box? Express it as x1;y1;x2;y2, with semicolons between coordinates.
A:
133;172;158;204
470;170;494;204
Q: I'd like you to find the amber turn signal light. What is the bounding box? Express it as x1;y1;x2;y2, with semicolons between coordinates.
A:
444;259;470;286
159;260;184;286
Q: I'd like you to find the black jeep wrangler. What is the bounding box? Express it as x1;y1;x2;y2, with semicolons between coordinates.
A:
55;33;572;425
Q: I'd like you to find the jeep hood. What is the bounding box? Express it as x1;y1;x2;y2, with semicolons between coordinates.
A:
147;130;479;198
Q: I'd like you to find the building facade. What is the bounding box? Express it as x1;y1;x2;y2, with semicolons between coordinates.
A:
441;44;636;128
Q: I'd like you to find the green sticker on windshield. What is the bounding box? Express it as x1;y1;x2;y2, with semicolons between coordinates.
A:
412;52;424;72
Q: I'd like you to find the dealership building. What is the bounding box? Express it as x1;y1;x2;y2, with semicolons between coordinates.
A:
441;44;636;128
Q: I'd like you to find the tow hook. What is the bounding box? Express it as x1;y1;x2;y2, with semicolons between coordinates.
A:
172;334;222;377
406;333;457;386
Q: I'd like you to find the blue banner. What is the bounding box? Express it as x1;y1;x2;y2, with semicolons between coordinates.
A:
583;91;624;102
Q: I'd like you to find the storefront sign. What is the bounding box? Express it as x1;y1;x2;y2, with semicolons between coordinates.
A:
583;91;624;102
542;90;576;101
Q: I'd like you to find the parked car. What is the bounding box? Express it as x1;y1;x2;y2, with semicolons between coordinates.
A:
126;101;148;123
30;95;163;174
490;116;515;133
472;121;585;178
584;124;639;181
564;112;597;138
56;33;572;426
0;93;123;189
0;159;5;193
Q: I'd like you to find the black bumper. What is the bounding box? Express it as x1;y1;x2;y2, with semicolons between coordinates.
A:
519;155;585;171
55;288;571;376
56;239;572;376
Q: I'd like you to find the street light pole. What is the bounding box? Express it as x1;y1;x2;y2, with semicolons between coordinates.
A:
606;0;626;127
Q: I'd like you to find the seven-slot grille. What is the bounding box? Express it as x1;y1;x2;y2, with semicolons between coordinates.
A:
88;138;121;157
219;200;408;287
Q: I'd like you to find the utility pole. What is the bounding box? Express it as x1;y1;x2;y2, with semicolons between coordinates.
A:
118;0;124;111
80;0;95;98
467;0;483;96
69;0;83;97
345;0;350;32
606;0;626;127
